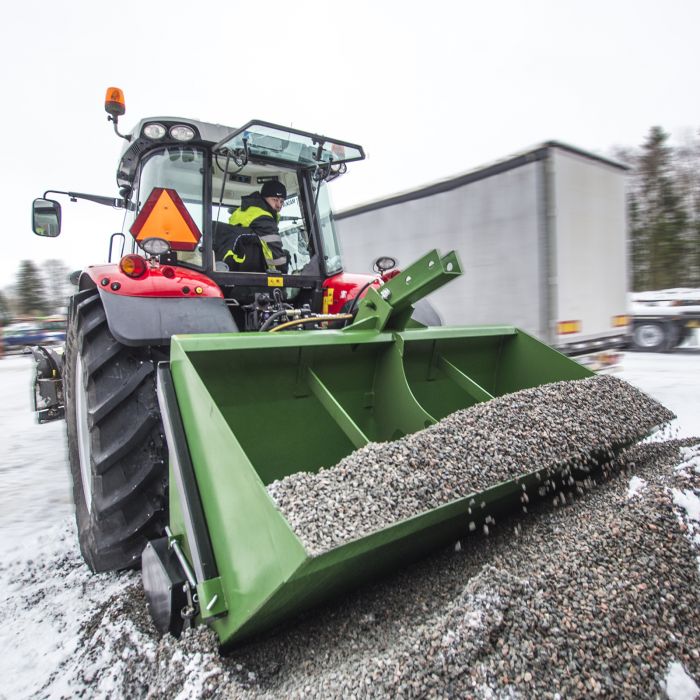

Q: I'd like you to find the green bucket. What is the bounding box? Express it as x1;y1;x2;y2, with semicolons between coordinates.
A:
166;322;592;647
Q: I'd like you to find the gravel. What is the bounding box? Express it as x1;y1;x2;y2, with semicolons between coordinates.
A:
267;375;676;555
27;439;698;699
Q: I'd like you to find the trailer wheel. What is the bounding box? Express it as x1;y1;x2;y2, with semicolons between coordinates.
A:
65;289;167;572
632;321;669;352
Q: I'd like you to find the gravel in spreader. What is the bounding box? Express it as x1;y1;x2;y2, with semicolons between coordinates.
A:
267;375;675;555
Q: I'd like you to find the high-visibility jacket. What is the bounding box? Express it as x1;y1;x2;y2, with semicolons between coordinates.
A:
227;193;287;272
213;223;266;272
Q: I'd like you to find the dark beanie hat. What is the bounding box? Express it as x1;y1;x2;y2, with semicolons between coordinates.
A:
261;180;287;199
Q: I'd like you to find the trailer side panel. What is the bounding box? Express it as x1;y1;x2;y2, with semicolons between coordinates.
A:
335;163;545;336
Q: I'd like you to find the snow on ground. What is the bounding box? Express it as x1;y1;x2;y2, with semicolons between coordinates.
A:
0;357;73;561
664;661;700;700
619;349;700;439
0;349;698;698
626;475;647;499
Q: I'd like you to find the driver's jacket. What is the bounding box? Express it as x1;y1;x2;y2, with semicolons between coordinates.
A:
227;192;288;272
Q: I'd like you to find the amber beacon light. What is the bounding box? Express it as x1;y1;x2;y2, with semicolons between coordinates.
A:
105;87;126;117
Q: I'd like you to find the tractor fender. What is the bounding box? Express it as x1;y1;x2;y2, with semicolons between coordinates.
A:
78;265;237;346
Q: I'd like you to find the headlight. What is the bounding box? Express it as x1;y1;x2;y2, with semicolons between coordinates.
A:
170;125;195;142
143;123;167;139
141;237;171;256
373;256;397;273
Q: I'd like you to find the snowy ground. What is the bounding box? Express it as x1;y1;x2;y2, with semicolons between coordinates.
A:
0;349;698;699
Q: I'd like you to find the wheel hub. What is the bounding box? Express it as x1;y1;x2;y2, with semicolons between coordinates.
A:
635;324;664;349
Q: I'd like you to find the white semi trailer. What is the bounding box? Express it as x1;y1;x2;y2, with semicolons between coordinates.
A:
335;141;630;367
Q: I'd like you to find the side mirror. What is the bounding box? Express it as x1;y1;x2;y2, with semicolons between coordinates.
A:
32;198;62;237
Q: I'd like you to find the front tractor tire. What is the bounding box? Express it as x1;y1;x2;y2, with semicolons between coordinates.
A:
65;289;168;572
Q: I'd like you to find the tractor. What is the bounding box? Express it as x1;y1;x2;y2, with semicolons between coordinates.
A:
30;88;647;647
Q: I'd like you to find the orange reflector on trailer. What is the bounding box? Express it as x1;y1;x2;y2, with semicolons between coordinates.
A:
130;188;201;252
611;315;629;328
557;320;581;335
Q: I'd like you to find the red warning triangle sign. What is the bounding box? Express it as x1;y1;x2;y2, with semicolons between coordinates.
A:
130;188;201;252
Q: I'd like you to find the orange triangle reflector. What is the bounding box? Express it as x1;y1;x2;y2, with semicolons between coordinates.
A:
130;188;202;252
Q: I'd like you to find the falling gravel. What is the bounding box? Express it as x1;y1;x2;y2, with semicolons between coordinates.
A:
267;375;675;555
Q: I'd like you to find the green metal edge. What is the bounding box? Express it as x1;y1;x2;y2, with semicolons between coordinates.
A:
169;338;309;639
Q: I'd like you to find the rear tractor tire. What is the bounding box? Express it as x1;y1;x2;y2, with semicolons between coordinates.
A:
65;289;168;572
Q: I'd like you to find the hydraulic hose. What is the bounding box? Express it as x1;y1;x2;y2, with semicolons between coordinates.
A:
268;314;353;332
343;279;379;327
259;309;293;332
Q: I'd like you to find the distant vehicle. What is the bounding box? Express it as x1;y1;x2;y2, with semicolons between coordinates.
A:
2;317;66;353
628;288;700;352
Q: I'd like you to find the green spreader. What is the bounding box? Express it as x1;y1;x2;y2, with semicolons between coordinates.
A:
143;250;594;648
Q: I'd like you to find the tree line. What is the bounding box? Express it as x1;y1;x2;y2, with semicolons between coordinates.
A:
0;259;72;324
615;126;700;291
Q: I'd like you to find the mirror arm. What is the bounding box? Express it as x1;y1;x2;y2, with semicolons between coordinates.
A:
43;190;124;208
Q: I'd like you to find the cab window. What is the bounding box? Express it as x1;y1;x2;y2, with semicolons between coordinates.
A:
136;148;206;266
211;159;313;273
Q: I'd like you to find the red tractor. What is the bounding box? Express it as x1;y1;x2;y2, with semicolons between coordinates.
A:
31;88;438;573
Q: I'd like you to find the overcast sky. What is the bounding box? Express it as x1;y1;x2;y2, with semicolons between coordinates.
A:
2;0;699;289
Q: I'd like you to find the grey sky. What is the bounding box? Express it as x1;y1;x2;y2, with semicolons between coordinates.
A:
2;0;699;288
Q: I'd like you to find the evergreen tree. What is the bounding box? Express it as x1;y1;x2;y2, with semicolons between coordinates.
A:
628;127;688;290
0;290;10;324
673;132;700;287
15;260;51;316
43;259;72;314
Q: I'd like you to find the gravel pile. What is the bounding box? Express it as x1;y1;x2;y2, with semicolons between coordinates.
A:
33;438;700;698
268;375;675;555
236;438;700;699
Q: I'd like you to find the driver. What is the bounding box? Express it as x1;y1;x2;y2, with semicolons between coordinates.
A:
227;180;289;273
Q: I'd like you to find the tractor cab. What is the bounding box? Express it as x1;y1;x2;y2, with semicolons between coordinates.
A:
122;120;363;271
32;89;368;331
116;117;366;328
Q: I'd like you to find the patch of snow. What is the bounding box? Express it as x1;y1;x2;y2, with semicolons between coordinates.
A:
673;489;700;522
0;519;134;699
627;475;647;499
663;660;700;700
678;445;700;476
619;353;700;440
